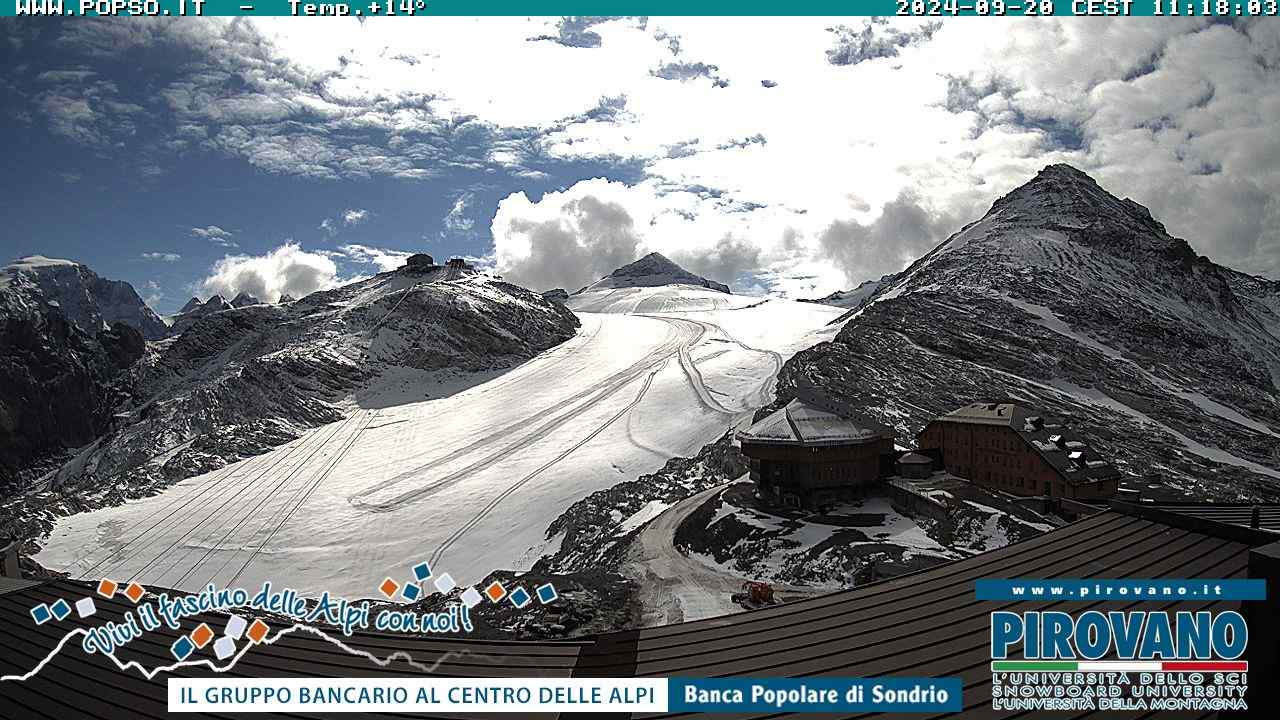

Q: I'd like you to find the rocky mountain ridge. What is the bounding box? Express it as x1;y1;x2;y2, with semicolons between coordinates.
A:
782;164;1280;501
2;256;167;340
1;258;581;545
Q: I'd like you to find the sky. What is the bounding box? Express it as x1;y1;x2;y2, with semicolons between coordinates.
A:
1;16;1279;313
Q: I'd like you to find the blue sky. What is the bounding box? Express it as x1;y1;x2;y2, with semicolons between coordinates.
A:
2;17;1278;313
0;18;646;312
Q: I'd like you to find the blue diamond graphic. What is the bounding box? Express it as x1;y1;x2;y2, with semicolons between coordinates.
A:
402;583;421;601
171;636;195;661
536;583;558;604
412;562;432;582
509;587;531;609
49;599;71;621
30;604;51;625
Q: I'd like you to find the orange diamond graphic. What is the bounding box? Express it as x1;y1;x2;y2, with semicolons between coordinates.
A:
378;578;399;599
124;582;145;603
246;619;269;644
191;623;215;649
484;582;506;602
97;579;118;599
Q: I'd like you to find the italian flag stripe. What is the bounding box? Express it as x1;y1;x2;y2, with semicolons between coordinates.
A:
992;660;1247;672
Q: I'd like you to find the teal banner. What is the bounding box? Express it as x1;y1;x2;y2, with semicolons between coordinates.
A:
6;0;1280;18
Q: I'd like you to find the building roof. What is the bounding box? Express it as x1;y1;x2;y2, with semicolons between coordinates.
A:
1;503;1273;718
924;402;1120;484
737;398;893;447
1126;502;1280;535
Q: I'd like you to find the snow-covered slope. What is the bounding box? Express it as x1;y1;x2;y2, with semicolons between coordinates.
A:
34;263;842;596
576;251;731;295
2;256;167;340
781;164;1280;501
799;273;896;310
31;264;580;496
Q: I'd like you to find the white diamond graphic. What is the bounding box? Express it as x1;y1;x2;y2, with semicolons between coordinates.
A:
225;615;247;640
434;573;456;594
75;597;96;618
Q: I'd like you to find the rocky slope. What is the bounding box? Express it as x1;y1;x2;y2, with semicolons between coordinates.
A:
2;260;579;540
0;294;143;494
0;258;159;491
576;252;731;294
800;273;897;310
781;164;1280;502
2;256;167;340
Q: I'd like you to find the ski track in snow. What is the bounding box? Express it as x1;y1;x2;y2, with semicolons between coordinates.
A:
36;288;843;594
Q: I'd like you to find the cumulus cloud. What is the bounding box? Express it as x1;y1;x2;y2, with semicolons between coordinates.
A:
342;208;369;226
818;191;964;284
19;17;1280;283
492;178;795;293
671;235;761;287
199;242;339;303
141;251;181;262
494;193;642;292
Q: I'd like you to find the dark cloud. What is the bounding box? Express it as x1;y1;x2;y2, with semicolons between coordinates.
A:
825;19;941;67
942;73;1088;151
818;191;961;285
651;61;729;88
528;17;610;48
499;195;642;292
672;235;762;289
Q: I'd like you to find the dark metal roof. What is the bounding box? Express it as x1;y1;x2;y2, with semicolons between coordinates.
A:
737;398;893;447
925;402;1120;484
1;507;1268;719
1116;501;1280;536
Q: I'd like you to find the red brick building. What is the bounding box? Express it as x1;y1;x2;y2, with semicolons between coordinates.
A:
916;402;1120;500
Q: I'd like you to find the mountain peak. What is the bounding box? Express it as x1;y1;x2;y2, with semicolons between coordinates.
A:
981;164;1167;241
230;291;261;308
584;251;731;294
2;255;168;340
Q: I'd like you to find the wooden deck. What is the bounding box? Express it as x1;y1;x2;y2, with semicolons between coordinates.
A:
1;504;1276;719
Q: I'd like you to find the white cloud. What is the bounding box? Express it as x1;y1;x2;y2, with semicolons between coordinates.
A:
335;243;411;272
320;208;371;236
199;241;339;303
142;279;163;306
443;193;475;236
30;17;1280;281
190;225;237;247
141;251;181;262
491;177;816;293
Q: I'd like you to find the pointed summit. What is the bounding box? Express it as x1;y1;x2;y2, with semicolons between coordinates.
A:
230;291;261;308
178;297;203;314
984;164;1166;238
582;251;731;294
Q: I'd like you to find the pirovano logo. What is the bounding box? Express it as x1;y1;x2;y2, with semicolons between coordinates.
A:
981;579;1259;712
